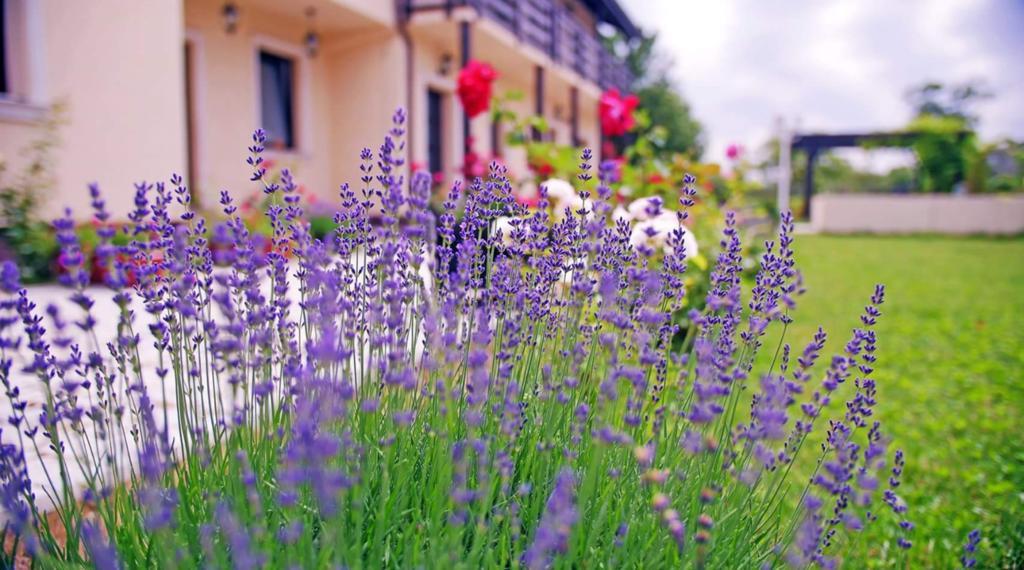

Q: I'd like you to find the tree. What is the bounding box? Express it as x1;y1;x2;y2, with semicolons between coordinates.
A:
903;81;988;192
636;79;705;158
904;81;991;126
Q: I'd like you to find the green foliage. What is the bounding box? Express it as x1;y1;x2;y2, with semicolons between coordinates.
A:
967;140;1024;193
759;235;1024;568
907;114;977;193
635;79;705;159
904;81;991;126
901;81;995;193
308;214;340;240
812;153;916;194
0;108;62;283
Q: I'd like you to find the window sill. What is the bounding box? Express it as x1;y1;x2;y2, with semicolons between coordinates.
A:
265;148;312;161
0;97;47;123
0;98;48;124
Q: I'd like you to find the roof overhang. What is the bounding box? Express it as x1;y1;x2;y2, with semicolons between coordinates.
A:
582;0;639;39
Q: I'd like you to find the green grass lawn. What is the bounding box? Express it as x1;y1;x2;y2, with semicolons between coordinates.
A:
758;234;1024;568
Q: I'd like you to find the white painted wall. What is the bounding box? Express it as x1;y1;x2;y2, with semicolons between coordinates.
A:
0;0;187;220
811;193;1024;235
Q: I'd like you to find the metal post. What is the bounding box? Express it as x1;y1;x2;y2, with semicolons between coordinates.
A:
803;148;818;220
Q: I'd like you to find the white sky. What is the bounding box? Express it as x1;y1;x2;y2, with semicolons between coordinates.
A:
619;0;1024;167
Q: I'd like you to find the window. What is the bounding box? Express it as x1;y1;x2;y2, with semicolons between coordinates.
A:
427;88;445;174
0;0;46;121
259;50;295;150
1;0;9;95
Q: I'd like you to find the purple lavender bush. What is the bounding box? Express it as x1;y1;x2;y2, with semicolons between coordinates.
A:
0;110;923;568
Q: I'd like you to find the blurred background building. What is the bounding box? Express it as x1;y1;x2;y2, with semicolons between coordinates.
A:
0;0;637;219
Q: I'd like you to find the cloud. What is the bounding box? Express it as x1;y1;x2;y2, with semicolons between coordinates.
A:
621;0;1024;164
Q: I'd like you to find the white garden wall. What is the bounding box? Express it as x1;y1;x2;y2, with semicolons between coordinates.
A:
810;193;1024;235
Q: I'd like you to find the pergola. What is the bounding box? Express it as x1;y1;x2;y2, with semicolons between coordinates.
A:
783;130;970;216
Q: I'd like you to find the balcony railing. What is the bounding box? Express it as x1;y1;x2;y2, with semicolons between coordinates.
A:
404;0;635;92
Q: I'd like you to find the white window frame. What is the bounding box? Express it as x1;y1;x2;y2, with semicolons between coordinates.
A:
0;0;47;123
251;35;311;157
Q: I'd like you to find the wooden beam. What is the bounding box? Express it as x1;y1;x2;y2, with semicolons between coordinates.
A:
791;130;971;152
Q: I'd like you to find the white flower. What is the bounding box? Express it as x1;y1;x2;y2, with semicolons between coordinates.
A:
629;212;699;259
492;216;521;246
626;196;666;221
417;259;434;297
541;178;576;206
542;178;592;220
612;205;632;223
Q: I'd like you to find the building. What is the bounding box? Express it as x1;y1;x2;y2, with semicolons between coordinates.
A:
0;0;637;219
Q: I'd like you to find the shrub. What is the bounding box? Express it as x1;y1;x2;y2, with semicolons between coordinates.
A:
0;108;62;284
1;110;925;568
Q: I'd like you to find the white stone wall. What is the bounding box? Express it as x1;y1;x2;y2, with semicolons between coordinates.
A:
810;193;1024;235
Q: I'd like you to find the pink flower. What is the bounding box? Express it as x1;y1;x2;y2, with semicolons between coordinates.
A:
462;150;486;178
726;143;743;161
516;193;540;209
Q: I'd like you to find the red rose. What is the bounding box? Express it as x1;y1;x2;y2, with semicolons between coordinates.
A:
599;88;639;137
457;60;498;118
529;161;554;177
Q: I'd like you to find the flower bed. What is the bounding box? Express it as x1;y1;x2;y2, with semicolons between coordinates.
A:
0;111;977;568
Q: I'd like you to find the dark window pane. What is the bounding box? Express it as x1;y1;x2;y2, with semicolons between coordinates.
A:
427;89;444;174
259;50;294;149
1;0;8;94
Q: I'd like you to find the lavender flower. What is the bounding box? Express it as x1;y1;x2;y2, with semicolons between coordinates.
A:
960;528;981;568
523;468;578;569
0;109;943;569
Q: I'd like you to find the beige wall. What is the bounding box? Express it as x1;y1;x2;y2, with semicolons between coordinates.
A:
186;0;326;208
331;0;396;28
325;30;407;193
811;193;1024;235
408;21;459;184
185;0;406;209
0;0;186;220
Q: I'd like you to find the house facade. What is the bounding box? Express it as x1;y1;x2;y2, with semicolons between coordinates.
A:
0;0;636;219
